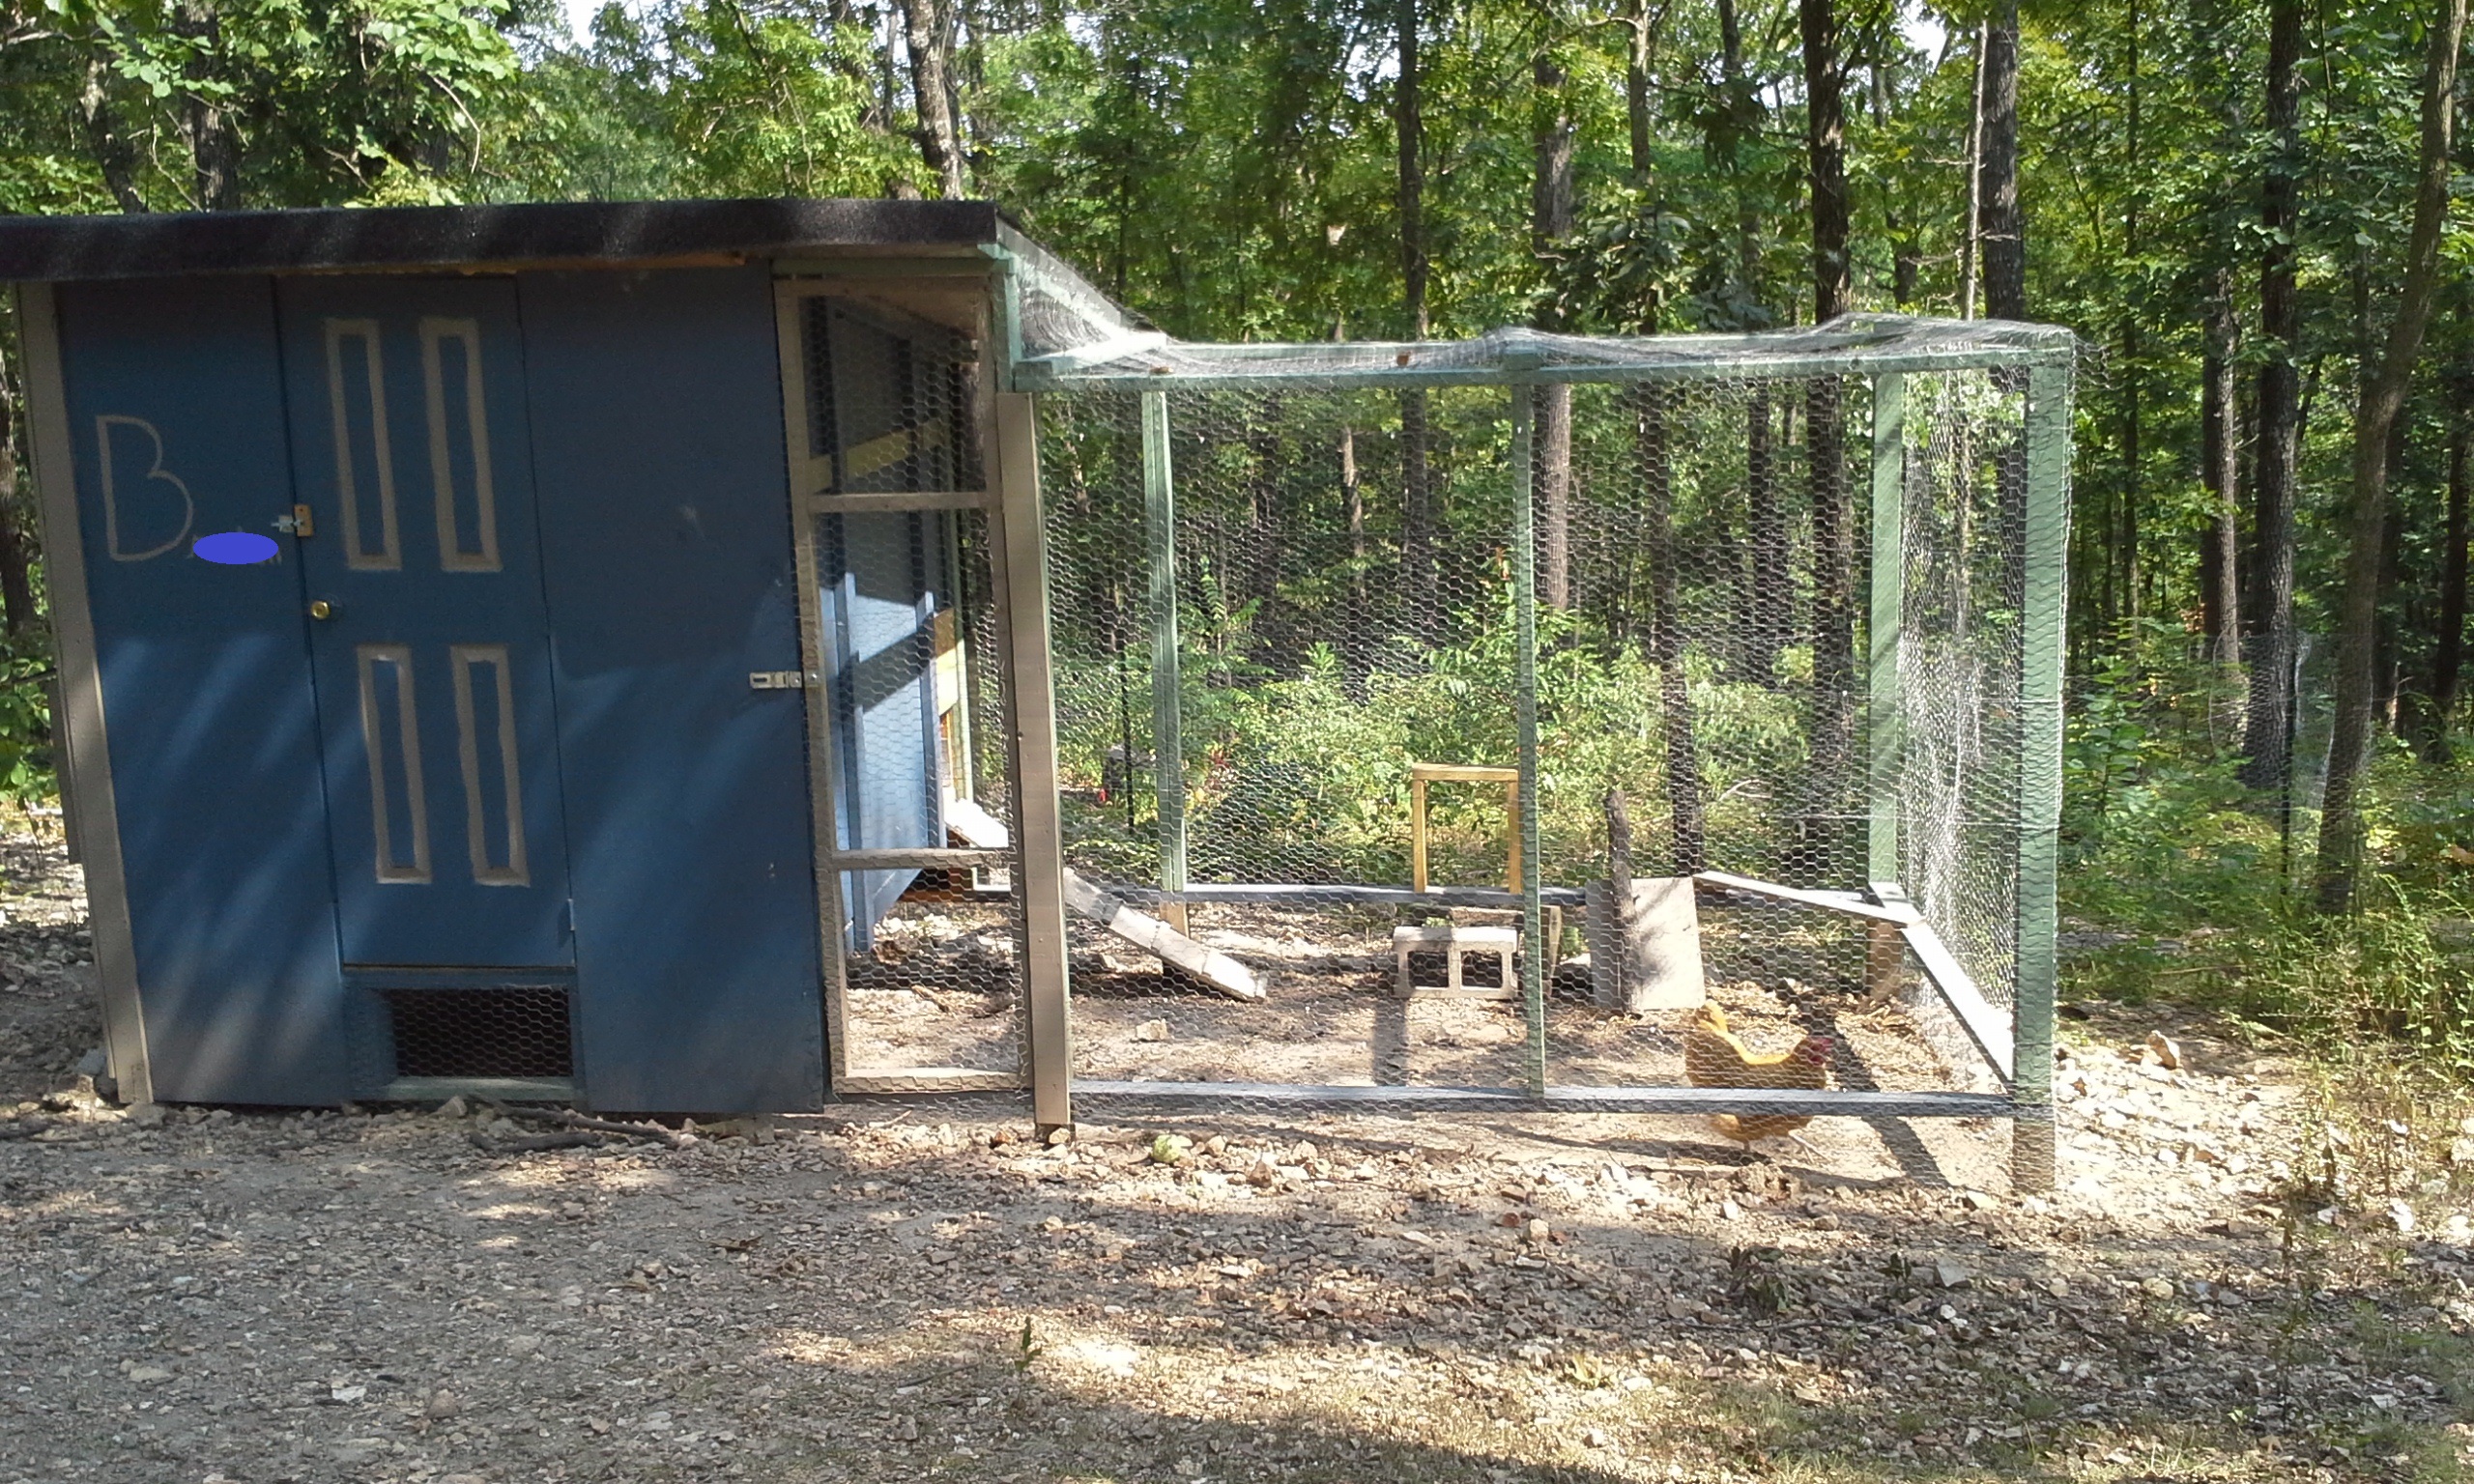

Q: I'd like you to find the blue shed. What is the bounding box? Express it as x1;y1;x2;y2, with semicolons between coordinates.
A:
3;200;1090;1114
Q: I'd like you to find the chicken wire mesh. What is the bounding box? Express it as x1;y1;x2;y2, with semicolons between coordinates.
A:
789;288;1030;1095
1027;340;2065;1123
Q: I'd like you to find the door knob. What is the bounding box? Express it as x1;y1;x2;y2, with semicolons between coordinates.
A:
308;600;336;621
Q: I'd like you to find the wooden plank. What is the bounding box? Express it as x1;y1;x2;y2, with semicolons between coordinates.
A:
1069;1081;2020;1118
1410;761;1519;783
17;283;152;1106
1585;877;1706;1013
1899;920;2016;1084
834;1069;1027;1095
777;280;860;1095
945;796;1011;850
803;490;993;512
828;846;1009;870
1062;870;1263;1003
1111;880;1587;909
1693;870;1921;925
992;391;1075;1128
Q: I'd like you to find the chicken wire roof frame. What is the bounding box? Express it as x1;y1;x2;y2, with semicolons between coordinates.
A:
984;237;2073;1185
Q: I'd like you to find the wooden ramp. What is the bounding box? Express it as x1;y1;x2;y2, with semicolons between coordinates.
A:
946;799;1263;1003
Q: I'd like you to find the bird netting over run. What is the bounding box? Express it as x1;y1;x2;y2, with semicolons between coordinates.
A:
1021;317;2074;1133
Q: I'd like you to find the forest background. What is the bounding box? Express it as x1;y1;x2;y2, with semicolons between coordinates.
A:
1;0;2472;1075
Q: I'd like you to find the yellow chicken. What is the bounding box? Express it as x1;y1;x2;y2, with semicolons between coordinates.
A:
1683;1004;1833;1148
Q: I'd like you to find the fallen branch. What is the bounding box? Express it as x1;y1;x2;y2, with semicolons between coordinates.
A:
470;1130;605;1155
495;1106;690;1149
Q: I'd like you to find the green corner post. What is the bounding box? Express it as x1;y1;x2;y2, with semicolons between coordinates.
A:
1140;392;1188;922
1510;387;1545;1096
2013;361;2072;1192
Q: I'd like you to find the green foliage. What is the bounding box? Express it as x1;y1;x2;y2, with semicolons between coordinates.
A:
518;0;923;201
0;642;55;804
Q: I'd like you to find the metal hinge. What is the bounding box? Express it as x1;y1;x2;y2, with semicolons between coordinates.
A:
749;671;808;691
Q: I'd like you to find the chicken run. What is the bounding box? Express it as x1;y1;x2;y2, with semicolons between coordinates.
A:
827;262;2074;1188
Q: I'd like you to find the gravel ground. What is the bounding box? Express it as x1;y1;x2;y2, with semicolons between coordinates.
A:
3;828;2473;1483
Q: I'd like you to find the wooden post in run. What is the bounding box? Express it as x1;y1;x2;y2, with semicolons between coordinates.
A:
993;391;1074;1134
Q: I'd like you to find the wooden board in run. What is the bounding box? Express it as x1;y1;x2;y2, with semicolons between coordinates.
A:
1060;870;1264;1003
1692;870;1921;925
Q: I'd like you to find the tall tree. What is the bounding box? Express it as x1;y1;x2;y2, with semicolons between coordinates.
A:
2200;276;2243;667
1801;0;1854;880
1710;0;1786;677
2431;341;2472;760
1535;14;1575;610
2315;0;2467;911
900;0;965;197
2240;0;2306;792
1397;0;1438;636
1980;0;2025;321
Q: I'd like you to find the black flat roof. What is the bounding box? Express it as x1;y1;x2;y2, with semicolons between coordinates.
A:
0;198;1006;282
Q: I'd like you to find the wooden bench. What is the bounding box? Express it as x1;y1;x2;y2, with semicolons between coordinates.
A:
1391;924;1518;1000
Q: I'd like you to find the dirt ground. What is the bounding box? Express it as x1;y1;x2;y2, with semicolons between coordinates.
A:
5;826;2474;1483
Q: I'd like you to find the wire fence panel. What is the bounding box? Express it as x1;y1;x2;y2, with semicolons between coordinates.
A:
1038;364;2037;1114
789;288;1031;1095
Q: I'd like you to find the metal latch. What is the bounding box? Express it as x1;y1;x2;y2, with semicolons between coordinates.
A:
749;671;807;691
274;504;315;537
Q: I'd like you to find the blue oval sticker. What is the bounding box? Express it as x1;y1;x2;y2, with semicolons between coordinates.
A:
193;531;280;565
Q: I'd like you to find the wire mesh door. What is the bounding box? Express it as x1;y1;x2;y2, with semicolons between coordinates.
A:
779;282;1030;1095
1039;365;2037;1114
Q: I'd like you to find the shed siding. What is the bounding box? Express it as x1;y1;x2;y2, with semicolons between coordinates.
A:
519;266;824;1112
54;277;346;1104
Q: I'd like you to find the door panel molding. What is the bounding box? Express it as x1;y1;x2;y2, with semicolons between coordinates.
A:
449;642;530;886
323;318;401;571
355;643;431;884
420;316;502;573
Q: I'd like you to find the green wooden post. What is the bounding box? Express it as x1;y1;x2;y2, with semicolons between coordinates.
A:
1140;392;1187;910
1867;374;1906;889
1511;388;1544;1095
2013;362;2072;1191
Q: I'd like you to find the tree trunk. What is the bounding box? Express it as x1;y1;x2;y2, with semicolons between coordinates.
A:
2430;364;2470;761
2313;0;2465;913
1715;0;1765;325
2119;0;2143;625
1637;385;1705;873
1870;61;1918;306
174;2;242;210
1799;0;1854;880
1396;0;1437;639
2240;0;2306;792
1800;0;1851;326
1625;0;1655;192
0;349;35;638
1961;21;1988;318
2200;276;2242;666
899;0;966;199
1744;390;1786;676
1535;32;1575;609
78;58;148;214
1979;1;2024;321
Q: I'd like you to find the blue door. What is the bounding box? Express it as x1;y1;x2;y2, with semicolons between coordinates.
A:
278;278;573;967
818;509;949;947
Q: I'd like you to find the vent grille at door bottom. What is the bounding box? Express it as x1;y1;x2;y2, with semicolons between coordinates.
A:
383;986;573;1079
